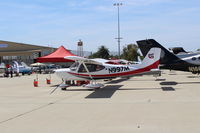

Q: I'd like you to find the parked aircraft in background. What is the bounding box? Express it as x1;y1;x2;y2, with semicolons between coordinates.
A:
12;61;32;75
0;63;6;74
137;39;200;74
54;48;161;90
169;47;188;55
169;47;200;59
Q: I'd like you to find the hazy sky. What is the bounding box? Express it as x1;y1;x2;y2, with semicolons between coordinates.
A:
1;0;200;52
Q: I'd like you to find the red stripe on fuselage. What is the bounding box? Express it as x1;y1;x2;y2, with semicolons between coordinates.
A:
68;60;160;78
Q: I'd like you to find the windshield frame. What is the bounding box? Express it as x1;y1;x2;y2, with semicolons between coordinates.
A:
69;62;79;71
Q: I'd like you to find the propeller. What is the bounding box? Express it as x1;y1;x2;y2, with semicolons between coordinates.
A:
50;79;64;94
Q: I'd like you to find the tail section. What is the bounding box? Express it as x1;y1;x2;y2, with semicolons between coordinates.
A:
21;62;29;67
136;47;161;69
137;39;180;64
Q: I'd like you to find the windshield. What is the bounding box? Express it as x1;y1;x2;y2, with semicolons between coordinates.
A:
70;62;79;71
78;63;105;73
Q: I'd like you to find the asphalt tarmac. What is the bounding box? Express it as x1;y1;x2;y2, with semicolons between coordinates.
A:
0;70;200;133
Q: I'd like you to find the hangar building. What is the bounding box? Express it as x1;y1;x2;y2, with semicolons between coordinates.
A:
0;40;56;65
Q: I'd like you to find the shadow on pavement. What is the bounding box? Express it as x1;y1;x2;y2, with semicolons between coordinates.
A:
160;81;178;85
160;81;200;86
155;78;166;81
85;85;123;99
105;78;128;84
161;87;175;91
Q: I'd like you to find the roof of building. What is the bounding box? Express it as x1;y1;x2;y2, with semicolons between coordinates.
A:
0;40;54;56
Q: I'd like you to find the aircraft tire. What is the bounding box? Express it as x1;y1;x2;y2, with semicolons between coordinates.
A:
61;88;67;90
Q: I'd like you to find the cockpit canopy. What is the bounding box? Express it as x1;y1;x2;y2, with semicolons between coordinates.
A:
70;62;105;73
78;63;105;73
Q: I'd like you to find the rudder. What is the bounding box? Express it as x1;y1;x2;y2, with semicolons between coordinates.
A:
137;47;161;69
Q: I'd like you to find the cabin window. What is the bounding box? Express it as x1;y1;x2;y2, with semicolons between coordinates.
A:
192;57;197;61
198;57;200;60
78;63;105;73
70;62;79;71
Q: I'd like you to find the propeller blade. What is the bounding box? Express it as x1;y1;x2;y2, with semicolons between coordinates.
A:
50;80;64;94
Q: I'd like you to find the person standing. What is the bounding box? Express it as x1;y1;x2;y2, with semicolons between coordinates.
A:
10;66;13;78
5;64;10;77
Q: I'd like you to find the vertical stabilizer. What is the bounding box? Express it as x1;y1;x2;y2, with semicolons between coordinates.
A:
137;39;180;64
137;47;161;69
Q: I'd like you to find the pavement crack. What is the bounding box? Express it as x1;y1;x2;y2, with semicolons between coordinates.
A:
0;103;51;124
0;92;82;124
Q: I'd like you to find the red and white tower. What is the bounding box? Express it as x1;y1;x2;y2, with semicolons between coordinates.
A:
77;40;83;57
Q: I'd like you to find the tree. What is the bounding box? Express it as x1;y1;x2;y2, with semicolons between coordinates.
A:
197;49;200;51
121;44;140;61
89;45;110;59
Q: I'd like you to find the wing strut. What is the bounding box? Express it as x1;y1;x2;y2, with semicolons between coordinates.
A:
81;61;95;82
81;61;104;89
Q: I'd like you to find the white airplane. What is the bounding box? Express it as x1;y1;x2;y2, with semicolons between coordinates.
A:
54;48;161;90
0;63;6;74
12;61;32;75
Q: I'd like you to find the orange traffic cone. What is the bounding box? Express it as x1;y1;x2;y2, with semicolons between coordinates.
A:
33;79;38;87
46;78;51;84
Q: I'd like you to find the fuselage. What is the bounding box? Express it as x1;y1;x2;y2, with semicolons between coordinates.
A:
55;47;161;81
55;61;159;81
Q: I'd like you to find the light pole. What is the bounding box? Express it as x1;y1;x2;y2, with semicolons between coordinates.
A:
113;3;123;58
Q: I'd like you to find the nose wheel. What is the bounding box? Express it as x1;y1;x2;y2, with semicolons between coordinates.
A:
59;83;70;90
84;83;104;89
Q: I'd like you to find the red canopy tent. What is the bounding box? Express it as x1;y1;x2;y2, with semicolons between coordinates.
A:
37;46;76;62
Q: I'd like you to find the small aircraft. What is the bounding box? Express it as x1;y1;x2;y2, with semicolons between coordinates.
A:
12;61;32;75
0;63;6;74
53;48;161;90
137;39;200;74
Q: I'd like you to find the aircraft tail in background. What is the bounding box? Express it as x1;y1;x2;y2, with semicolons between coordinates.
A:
137;39;181;64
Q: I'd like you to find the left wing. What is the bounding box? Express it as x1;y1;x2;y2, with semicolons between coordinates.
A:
64;56;87;61
64;56;103;65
